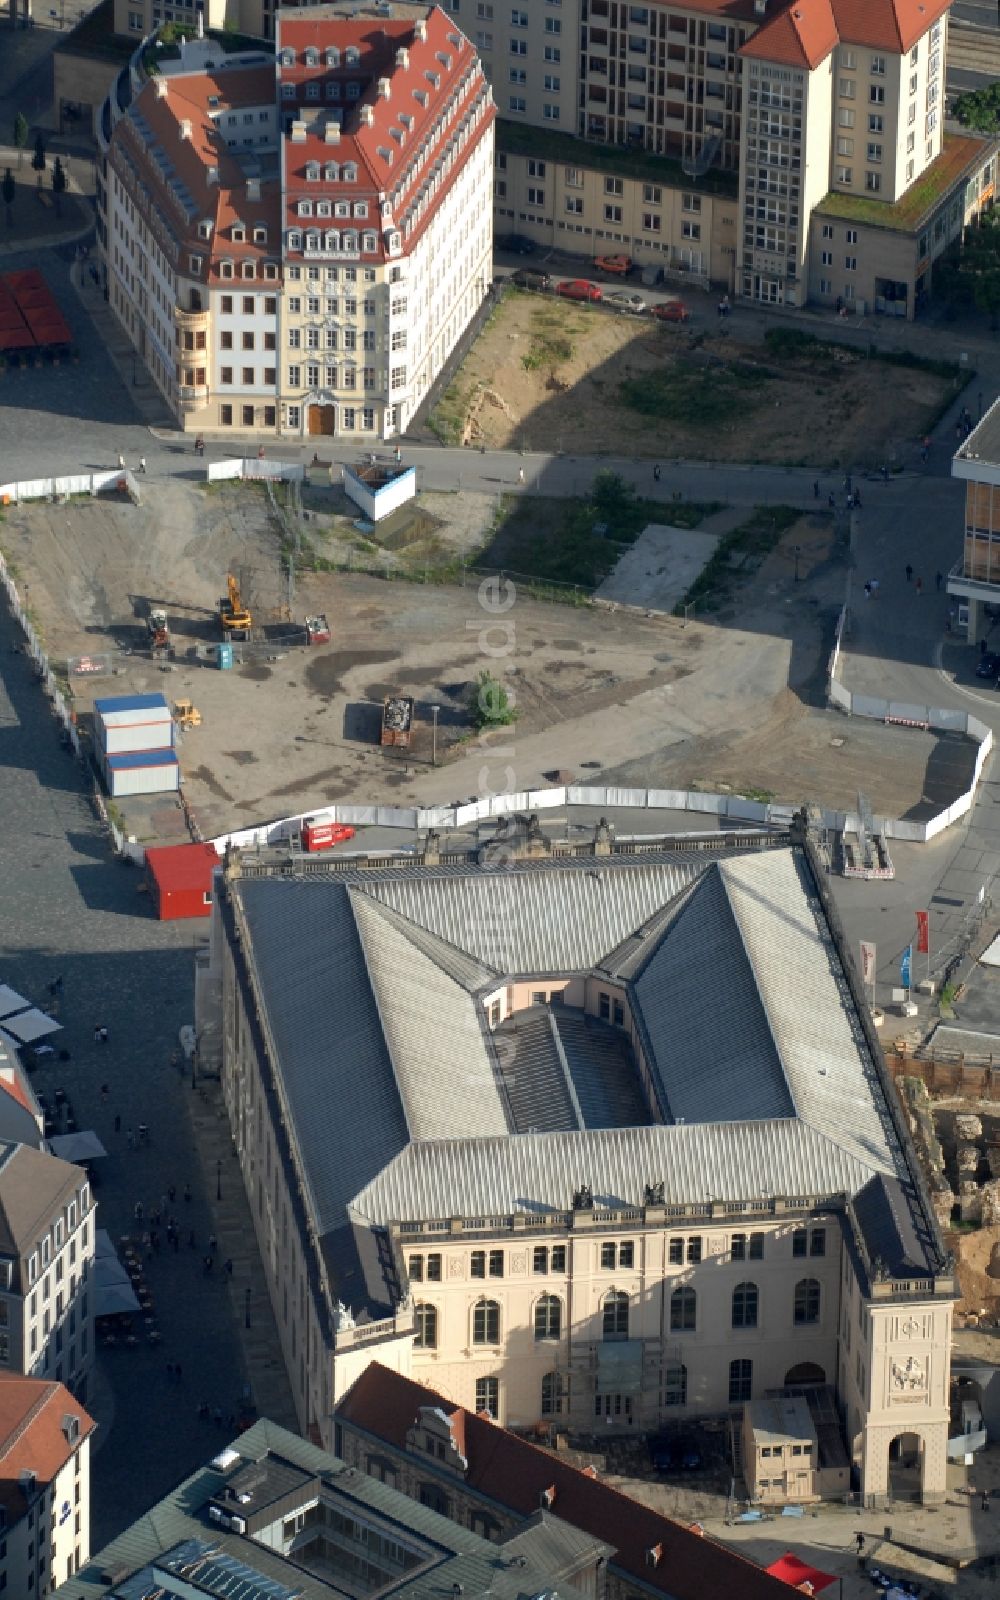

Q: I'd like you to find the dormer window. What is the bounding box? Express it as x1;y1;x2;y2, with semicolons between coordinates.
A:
219;259;234;278
306;82;320;100
317;200;331;217
232;224;245;242
306;231;320;251
326;81;342;101
305;47;319;66
282;84;295;100
345;46;360;65
354;201;369;218
326;47;340;67
253;226;267;244
280;47;295;66
298;199;313;217
306;162;320;181
241;261;255;279
343;163;357;182
325;162;339;180
343;231;358;253
325;230;339;251
335;200;350;218
198;219;213;240
362;231;377;253
288;230;302;250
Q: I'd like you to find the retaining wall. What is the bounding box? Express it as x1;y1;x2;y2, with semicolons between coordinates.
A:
207;458;305;485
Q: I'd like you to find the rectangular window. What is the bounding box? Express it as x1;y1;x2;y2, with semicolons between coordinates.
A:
544;15;560;30
551;1245;566;1271
867;143;882;162
870;54;885;75
220;405;233;426
242;406;254;427
729;1358;752;1404
619;1241;634;1268
836;137;853;157
839;79;855;99
868;113;883;133
837;108;854;128
544;43;560;61
604;176;624;196
668;1238;683;1265
533;1246;548;1274
508;96;526;112
601;1241;616;1269
476;1376;499;1416
543;102;560;119
471;1250;486;1278
488;1249;504;1277
810;1228;826;1257
869;85;884;104
544;74;560;91
837;166;853;186
687;1237;702;1263
288;365;301;387
792;1228;808;1257
865;171;880;192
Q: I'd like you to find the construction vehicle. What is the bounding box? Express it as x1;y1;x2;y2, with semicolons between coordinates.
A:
174;698;203;730
381;695;414;748
305;615;331;645
219;574;252;640
301;818;356;852
147;607;170;656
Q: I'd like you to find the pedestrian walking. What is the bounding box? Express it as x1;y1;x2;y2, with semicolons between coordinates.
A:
982;1490;991;1511
517;465;524;484
257;444;265;461
138;456;146;474
208;1233;218;1254
126;1127;134;1149
184;1182;192;1203
881;463;889;482
915;576;923;595
138;1123;148;1146
869;578;879;598
853;490;862;509
100;1083;109;1104
828;492;835;509
855;1532;865;1556
168;1184;176;1204
653;464;662;483
813;480;819;499
203;1255;213;1274
863;581;872;601
114;1113;121;1134
936;571;943;591
117;453;125;471
93;1025;101;1044
134;1201;144;1223
100;1025;108;1044
905;564;913;583
224;1258;233;1276
394;446;402;464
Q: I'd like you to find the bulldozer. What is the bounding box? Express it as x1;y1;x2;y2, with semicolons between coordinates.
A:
174;698;202;730
147;606;170;656
219;574;252;640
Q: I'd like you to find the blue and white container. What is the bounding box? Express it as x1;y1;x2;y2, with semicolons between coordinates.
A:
102;748;180;798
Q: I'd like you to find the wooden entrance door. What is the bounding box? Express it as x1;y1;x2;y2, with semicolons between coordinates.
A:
308;404;336;436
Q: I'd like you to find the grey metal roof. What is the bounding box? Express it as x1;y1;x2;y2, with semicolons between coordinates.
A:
354;890;501;992
632;865;795;1125
362;855;707;974
500;1510;614;1578
351;892;507;1141
351;1119;874;1223
234;878;409;1234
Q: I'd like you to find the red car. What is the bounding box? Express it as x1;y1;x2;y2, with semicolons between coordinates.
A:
651;300;690;322
556;279;602;302
595;254;633;276
301;819;356;853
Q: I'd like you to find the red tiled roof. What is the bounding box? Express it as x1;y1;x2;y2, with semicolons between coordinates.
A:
830;0;950;52
741;0;838;67
0;1377;94;1524
338;1366;794;1600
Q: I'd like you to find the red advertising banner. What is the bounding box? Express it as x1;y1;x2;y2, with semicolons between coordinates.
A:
916;911;929;955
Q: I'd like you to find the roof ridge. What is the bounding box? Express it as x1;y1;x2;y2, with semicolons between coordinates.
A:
353;890;500;990
716;857;800;1115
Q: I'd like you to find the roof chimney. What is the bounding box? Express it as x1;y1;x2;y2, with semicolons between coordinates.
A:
415;18;427;40
396;46;409;67
291;120;307;142
155;78;168;99
646;1544;663;1570
324;122;341;144
206;164;219;186
361;105;375;126
540;1485;556;1509
180;119;193;140
754;0;766;11
378;76;391;99
247;177;261;201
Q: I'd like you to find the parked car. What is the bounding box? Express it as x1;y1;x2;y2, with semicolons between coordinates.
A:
975;651;1000;678
607;291;646;315
651;299;690;322
594;254;633;276
556;279;603;302
496;233;537;256
512;268;552;291
650;1434;704;1473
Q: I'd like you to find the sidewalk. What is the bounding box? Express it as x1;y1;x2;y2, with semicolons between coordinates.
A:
68;266;174;429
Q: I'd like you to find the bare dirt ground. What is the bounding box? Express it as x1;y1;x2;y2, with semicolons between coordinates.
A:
417;292;955;467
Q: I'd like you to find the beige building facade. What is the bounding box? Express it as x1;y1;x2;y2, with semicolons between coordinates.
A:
0;1375;94;1594
199;828;955;1508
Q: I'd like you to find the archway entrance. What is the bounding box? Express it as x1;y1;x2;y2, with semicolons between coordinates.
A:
308;404;336;436
888;1432;923;1499
784;1362;825;1389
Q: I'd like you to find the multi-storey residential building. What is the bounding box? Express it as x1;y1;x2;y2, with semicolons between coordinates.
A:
0;1375;94;1595
197;823;955;1507
53;1417;609;1600
97;4;494;439
947;397;1000;641
275;8;494;439
0;1146;96;1406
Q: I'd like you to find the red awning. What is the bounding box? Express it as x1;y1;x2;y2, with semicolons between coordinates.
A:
765;1553;838;1593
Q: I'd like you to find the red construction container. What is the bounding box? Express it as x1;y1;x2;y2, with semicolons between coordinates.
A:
301;819;356;853
145;843;219;920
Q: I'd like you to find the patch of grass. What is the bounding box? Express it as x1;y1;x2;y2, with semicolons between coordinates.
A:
619;360;766;426
428;379;470;444
676;505;801;614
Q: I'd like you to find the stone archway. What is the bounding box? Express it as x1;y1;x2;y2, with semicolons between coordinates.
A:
888;1431;924;1500
784;1362;826;1389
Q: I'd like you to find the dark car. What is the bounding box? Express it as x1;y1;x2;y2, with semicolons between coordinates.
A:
975;651;1000;678
512;268;552;291
497;233;537;256
650;1434;703;1473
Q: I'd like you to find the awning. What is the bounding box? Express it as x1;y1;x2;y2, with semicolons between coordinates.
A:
0;986;30;1018
95;1256;131;1291
94;1281;140;1318
765;1553;837;1593
1;1010;61;1044
95;1228;117;1261
48;1131;107;1163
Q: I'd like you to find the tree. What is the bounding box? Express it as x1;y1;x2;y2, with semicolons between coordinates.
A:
51;157;66;218
470;670;517;731
31;133;45;188
954;83;1000;134
12;112;28;171
1;170;14;230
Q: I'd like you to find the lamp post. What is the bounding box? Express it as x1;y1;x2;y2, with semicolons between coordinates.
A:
431;703;440;767
216;1158;222;1202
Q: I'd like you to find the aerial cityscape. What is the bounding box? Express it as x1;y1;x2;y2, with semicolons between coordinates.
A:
4;0;1000;1595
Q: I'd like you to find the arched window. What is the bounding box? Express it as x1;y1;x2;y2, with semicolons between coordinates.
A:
794;1278;821;1325
414;1303;437;1348
473;1298;500;1344
541;1372;562;1415
602;1289;629;1340
670;1284;696;1332
534;1294;561;1341
663;1362;687;1406
732;1281;758;1329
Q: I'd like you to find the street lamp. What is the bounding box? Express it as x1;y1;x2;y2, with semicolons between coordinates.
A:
431;704;440;767
216;1158;222;1202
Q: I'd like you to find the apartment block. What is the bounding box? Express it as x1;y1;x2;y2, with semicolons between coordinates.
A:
98;3;494;439
0;1146;95;1407
948;398;1000;640
198;829;955;1507
0;1376;93;1595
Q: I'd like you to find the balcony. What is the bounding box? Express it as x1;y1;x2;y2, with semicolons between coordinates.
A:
174;303;210;332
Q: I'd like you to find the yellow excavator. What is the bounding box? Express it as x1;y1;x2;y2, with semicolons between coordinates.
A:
219;573;252;640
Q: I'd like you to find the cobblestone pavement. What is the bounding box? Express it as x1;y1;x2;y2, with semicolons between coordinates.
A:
0;585;295;1549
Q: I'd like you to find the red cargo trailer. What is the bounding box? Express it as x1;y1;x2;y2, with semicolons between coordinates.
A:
301;819;356;853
